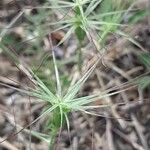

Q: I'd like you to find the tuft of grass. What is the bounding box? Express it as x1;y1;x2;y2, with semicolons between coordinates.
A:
0;0;148;149
47;0;147;49
0;41;134;148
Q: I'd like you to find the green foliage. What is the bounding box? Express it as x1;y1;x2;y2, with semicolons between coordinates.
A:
139;53;150;68
74;5;86;41
138;54;150;90
48;0;103;46
32;58;68;94
24;9;52;53
1;41;111;148
0;0;148;149
138;76;150;90
128;10;149;23
1;34;17;45
0;42;19;64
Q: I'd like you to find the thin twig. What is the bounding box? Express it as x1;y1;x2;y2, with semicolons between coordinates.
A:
0;137;19;150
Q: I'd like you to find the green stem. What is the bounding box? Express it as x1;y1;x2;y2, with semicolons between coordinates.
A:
49;130;57;150
48;108;66;149
77;40;83;72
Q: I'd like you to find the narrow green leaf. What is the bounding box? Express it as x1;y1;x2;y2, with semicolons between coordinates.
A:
137;76;150;90
52;45;62;97
117;31;146;52
139;53;150;68
85;0;103;16
64;60;98;102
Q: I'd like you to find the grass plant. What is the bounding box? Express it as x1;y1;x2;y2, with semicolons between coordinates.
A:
0;41;136;149
0;0;149;149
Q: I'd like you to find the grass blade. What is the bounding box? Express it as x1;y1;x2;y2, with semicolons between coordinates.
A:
64;60;98;102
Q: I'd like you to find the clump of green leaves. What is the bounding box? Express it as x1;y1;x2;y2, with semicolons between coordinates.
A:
48;0;148;46
0;0;149;149
0;42;124;149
